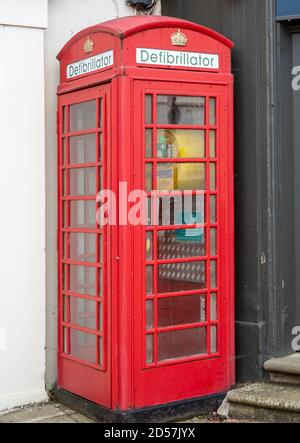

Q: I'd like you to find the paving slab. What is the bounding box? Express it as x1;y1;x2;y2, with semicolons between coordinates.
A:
0;402;94;424
0;403;66;423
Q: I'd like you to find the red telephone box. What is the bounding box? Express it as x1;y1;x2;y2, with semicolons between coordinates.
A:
56;16;234;421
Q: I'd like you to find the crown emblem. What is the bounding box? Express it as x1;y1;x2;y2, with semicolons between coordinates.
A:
83;36;94;54
170;29;188;47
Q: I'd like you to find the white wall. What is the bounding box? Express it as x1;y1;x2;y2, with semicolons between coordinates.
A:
0;1;48;412
45;0;161;389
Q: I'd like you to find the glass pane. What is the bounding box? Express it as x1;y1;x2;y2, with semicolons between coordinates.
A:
99;268;103;296
69;167;96;196
146;334;154;364
70;233;96;263
99;132;103;160
209;130;216;158
209;97;216;125
99;98;103;128
146;300;154;330
98;235;103;263
98;166;103;193
62;106;67;133
145;163;153;192
63;171;68;196
70;100;96;132
145;129;153;158
157;163;205;191
158;327;206;361
145;231;153;260
158;295;206;327
157;129;205;158
146;266;153;294
211;325;217;353
145;95;153;124
63;138;67;165
158;261;206;293
210;260;217;288
158;229;205;259
70;298;96;329
69;134;96;164
98;336;103;366
210;163;216;190
70;330;96;364
69;264;96;296
70;200;96;228
210;228;217;256
210;293;217;321
156;194;205;227
63;264;69;291
210;196;217;223
157;95;205;125
63;296;68;322
146;197;153;226
99;302;103;330
64;327;69;354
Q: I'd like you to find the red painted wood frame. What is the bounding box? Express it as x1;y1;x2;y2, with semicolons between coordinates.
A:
57;85;112;408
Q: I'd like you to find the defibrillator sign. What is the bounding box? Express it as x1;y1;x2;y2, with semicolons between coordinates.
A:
67;49;114;79
136;48;219;70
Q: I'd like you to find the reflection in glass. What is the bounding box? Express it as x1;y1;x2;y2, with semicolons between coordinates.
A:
158;295;206;327
99;98;103;128
210;196;217;224
209;97;216;125
157;163;205;191
145;95;153;124
98;336;103;366
70;233;97;263
145;163;153;192
210;228;217;256
146;300;154;330
145;231;153;260
70;100;96;132
158;327;206;361
158;261;206;293
157;95;205;125
157;129;204;158
69;264;96;296
64;327;68;354
69;167;96;196
70;297;96;329
210;293;217;321
70;330;96;364
99;133;103;160
210;260;217;288
158;229;205;259
70;200;95;228
99;302;103;330
210;163;216;190
145;129;153;158
156;194;205;227
211;325;217;353
70;134;96;164
146;265;153;294
146;334;154;363
210;130;216;158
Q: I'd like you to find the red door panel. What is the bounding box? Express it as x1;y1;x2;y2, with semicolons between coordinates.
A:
132;80;234;408
57;84;112;408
